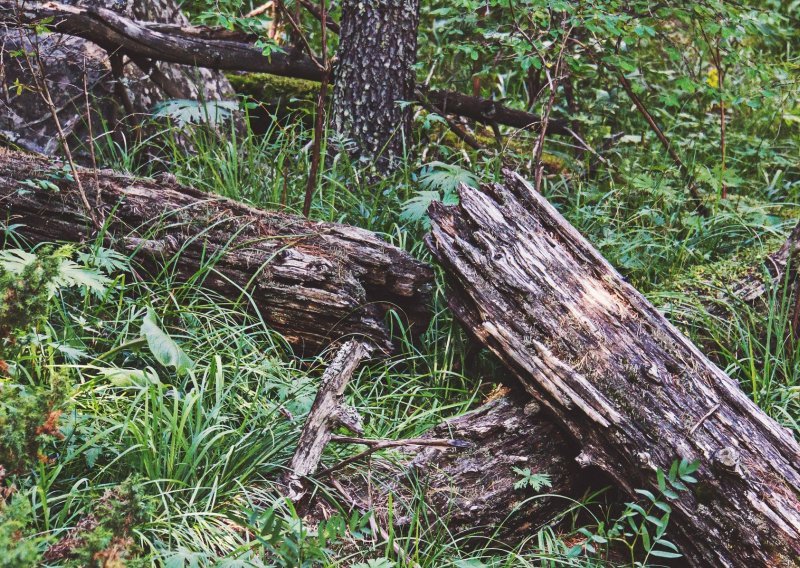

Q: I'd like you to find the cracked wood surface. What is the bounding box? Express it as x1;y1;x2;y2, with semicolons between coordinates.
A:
285;340;372;502
426;171;800;567
0;149;433;354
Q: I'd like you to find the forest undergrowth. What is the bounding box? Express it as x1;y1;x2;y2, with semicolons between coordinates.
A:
2;0;799;565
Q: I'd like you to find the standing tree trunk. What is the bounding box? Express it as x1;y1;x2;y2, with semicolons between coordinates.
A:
426;171;800;567
332;0;419;173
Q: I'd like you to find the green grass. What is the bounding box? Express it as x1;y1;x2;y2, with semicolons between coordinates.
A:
3;85;799;566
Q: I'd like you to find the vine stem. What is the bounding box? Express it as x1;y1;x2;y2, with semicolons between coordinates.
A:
302;0;329;218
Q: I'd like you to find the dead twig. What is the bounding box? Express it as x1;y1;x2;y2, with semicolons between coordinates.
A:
284;340;372;502
318;435;470;479
302;0;329;217
16;27;100;229
297;0;339;34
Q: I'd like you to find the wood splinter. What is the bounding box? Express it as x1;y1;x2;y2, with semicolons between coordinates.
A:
284;339;373;503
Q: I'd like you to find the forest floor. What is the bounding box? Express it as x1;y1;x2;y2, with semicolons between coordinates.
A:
2;110;799;566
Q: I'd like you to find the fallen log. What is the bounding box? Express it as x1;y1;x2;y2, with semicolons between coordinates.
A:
400;394;582;539
426;171;800;566
0;148;433;354
311;394;585;543
0;1;563;136
286;342;569;538
338;222;800;545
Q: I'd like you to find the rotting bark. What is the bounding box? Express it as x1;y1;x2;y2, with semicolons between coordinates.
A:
0;1;558;137
426;171;800;567
0;0;240;155
311;394;586;543
0;148;433;354
331;0;419;172
399;395;583;540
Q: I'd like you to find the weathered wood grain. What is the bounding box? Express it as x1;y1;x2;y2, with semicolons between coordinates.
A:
0;149;433;354
285;340;372;502
426;171;800;566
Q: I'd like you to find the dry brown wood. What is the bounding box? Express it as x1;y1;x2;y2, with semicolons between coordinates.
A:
318;395;584;542
0;1;324;80
0;149;433;354
0;1;563;135
426;171;800;566
285;340;371;502
400;395;583;539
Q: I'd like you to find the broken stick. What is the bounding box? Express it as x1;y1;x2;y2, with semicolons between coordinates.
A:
284;340;372;502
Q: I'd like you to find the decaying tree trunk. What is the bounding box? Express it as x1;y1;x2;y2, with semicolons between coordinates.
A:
398;395;583;539
332;0;419;172
0;149;433;354
309;394;585;542
426;171;800;566
0;0;239;155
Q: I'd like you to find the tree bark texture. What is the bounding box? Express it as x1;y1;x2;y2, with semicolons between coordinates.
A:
286;340;372;502
402;395;583;539
426;171;800;567
0;149;433;354
331;0;419;172
323;395;585;542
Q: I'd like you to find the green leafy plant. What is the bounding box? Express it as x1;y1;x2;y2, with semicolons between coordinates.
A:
0;492;50;567
571;458;700;565
400;162;476;225
243;503;371;567
140;308;195;375
512;467;553;492
152;99;240;127
0;248;108;342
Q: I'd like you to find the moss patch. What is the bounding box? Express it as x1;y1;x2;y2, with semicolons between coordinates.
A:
226;73;318;103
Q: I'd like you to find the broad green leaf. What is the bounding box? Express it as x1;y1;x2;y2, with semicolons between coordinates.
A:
141;309;194;375
99;367;162;387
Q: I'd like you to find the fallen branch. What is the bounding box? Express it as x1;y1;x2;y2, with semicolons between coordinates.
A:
0;1;563;134
422;88;568;135
319;435;470;478
284;340;372;502
325;395;585;542
0;0;241;155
